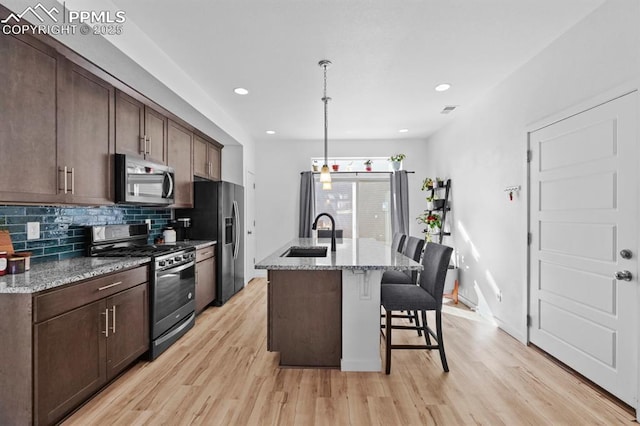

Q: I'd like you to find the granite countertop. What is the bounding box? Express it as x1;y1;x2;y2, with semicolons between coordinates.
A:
256;238;423;271
0;240;217;294
0;257;151;294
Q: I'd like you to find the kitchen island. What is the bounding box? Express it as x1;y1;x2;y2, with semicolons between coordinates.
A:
256;237;422;372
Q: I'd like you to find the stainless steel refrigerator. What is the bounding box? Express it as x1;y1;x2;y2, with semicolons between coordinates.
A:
180;181;244;306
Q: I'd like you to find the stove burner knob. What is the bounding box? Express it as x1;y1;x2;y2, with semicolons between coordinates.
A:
174;256;182;262
158;260;166;267
167;259;174;265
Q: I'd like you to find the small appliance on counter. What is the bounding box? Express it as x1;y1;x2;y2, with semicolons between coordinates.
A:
167;218;191;241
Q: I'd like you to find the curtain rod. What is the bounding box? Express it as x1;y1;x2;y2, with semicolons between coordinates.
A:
301;171;415;175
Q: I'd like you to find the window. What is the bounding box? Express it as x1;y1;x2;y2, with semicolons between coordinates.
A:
314;175;391;244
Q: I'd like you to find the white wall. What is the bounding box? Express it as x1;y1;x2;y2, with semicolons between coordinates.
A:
423;0;640;341
255;138;430;269
221;145;244;186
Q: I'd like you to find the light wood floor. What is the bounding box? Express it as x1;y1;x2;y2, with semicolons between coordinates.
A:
64;278;635;425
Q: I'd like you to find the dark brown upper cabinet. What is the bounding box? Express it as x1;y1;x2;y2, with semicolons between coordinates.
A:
115;90;168;165
58;61;115;204
0;34;114;205
0;35;60;203
193;133;222;181
168;120;194;207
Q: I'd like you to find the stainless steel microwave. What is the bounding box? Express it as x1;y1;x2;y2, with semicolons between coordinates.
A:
115;154;175;205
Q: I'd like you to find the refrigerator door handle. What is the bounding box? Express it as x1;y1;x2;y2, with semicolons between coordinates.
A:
233;200;240;259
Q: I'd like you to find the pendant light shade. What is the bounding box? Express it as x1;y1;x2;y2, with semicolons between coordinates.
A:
319;164;331;183
319;59;332;189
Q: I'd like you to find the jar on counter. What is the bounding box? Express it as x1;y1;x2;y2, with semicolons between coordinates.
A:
0;251;7;276
13;251;32;270
8;257;25;275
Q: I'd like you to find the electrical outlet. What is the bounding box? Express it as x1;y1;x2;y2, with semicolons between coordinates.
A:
27;222;40;240
145;219;152;230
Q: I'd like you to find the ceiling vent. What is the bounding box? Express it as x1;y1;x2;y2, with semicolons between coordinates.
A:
441;105;458;114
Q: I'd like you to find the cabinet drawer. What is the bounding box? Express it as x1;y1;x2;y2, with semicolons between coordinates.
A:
34;266;149;323
196;246;215;262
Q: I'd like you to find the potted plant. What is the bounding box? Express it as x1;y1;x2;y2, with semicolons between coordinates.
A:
425;196;435;210
364;159;373;172
421;177;433;190
389;153;406;171
416;212;441;241
312;160;319;172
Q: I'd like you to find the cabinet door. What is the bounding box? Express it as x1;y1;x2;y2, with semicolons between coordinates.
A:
208;143;221;181
145;107;168;164
59;61;114;204
105;283;149;381
34;300;107;426
115;90;145;158
193;134;209;178
196;256;216;313
0;34;60;203
168;120;193;207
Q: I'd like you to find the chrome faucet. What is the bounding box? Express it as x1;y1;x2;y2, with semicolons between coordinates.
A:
312;213;337;252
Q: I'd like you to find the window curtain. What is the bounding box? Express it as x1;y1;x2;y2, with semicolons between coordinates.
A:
390;170;409;235
299;171;316;237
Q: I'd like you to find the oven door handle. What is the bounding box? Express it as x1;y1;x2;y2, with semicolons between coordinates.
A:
158;261;194;275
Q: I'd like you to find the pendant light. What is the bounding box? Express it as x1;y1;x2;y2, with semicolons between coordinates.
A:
319;59;332;190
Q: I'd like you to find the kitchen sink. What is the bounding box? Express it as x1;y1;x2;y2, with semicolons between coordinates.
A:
281;246;328;258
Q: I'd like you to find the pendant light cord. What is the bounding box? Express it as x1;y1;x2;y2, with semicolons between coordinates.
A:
320;60;331;167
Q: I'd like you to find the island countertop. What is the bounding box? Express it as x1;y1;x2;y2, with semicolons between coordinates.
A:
256;237;423;271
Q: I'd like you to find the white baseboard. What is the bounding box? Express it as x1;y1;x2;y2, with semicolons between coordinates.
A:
458;295;527;344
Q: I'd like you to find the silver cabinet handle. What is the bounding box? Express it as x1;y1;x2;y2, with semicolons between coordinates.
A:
146;136;151;155
97;281;123;291
101;308;109;337
110;305;116;334
71;167;75;195
59;166;68;194
201;251;212;256
140;136;146;155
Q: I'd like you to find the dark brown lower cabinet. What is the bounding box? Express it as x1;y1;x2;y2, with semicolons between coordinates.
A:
195;246;216;313
106;284;149;381
31;267;149;426
34;300;106;425
267;270;342;368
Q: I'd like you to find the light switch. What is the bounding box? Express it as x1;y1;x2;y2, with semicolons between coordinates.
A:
27;222;40;240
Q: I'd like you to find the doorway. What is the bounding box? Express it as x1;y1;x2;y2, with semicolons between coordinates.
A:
528;91;638;411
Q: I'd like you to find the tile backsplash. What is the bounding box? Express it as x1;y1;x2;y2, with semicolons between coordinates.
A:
0;205;171;264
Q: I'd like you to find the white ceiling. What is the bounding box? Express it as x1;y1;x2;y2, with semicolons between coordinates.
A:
108;0;605;144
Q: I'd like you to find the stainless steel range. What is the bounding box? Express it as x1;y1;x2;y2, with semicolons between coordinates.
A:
88;224;196;360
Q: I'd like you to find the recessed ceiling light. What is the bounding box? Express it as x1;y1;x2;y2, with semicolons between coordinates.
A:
234;87;249;95
399;129;409;133
265;130;276;135
435;83;451;92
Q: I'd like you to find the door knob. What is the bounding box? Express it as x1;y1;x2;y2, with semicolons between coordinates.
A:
614;270;632;281
248;231;253;235
620;249;632;259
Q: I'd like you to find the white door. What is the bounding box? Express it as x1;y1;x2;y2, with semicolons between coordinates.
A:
529;92;638;409
246;171;257;281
